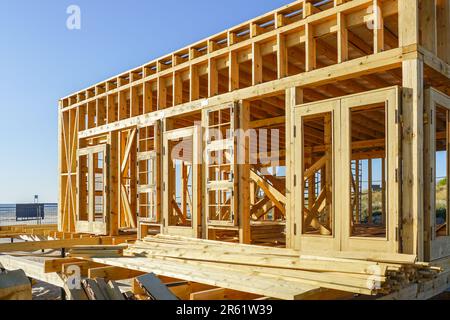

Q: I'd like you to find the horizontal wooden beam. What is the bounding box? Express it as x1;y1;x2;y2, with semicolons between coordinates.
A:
88;266;146;281
0;238;110;253
61;0;399;108
80;47;407;139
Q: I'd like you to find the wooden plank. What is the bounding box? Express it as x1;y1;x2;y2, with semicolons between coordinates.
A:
106;280;126;300
419;0;437;54
399;0;419;46
44;258;84;273
83;278;108;300
402;59;424;259
0;255;65;288
88;266;145;281
92;257;321;300
238;101;251;244
337;12;348;63
277;34;288;79
373;0;384;53
135;273;179;300
252;42;263;85
0;237;106;253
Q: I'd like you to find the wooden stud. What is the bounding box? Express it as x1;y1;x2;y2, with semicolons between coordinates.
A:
373;0;385;54
229;51;239;91
252;43;263;85
173;72;183;106
208;58;219;97
402;58;424;259
337;12;348;63
419;0;437;54
190;65;200;101
277;34;288;79
238;100;251;244
306;24;316;72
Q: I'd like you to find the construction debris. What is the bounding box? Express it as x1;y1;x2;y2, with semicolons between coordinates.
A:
0;269;32;300
133;273;179;300
82;278;125;300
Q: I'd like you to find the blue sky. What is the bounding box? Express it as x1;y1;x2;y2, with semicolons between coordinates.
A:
0;0;290;203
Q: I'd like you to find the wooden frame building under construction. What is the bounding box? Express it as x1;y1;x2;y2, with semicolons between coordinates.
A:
58;0;450;262
0;0;438;299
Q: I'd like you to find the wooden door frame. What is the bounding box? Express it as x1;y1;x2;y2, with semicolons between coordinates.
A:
76;144;110;235
293;86;401;254
340;86;401;254
204;103;239;231
294;99;341;252
424;88;450;261
162;125;202;238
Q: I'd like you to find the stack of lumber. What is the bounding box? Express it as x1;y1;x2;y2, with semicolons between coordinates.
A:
123;235;442;299
69;245;127;258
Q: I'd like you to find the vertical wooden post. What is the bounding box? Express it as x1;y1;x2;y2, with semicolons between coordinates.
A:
173;72;183;106
337;12;348;63
324;113;333;231
229;51;239;91
382;158;386;225
155;121;163;226
238;100;251;244
286;87;303;249
399;0;419;47
109;132;119;236
368;159;373;224
419;0;437;54
107;94;115;123
209;58;219;97
399;0;424;259
57;103;64;232
252;43;263;85
201;109;208;239
88;152;95;224
143;82;153;114
303;1;314;19
306;24;316;72
373;0;384;54
157;77;167;109
129;133;137;225
131;86;139;117
190;65;200;101
355;161;361;224
118;90;127;121
402;58;424;259
436;0;450;64
277;34;288;79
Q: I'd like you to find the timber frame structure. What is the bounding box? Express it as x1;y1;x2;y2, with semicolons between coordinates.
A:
58;0;450;264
